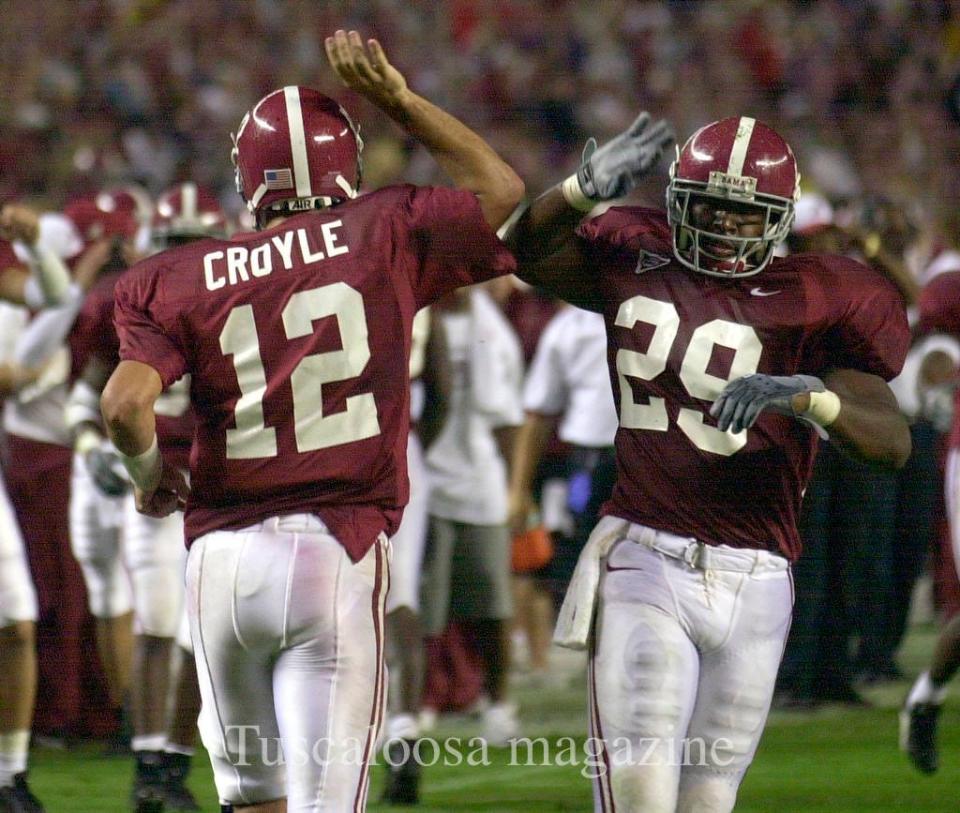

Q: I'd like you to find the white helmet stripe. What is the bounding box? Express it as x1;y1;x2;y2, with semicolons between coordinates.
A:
726;117;756;177
284;86;312;198
182;182;197;220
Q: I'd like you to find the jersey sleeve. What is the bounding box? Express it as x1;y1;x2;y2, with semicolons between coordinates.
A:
398;186;516;309
113;264;188;387
918;271;960;336
819;258;910;380
522;318;567;415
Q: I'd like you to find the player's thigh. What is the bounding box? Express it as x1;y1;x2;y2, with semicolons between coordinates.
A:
123;499;186;638
947;448;960;574
274;533;389;811
419;515;456;635
69;462;129;617
678;569;792;813
186;530;285;806
449;522;512;622
0;477;37;625
591;550;700;813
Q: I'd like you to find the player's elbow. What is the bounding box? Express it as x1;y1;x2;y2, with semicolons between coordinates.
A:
485;170;526;230
100;379;151;437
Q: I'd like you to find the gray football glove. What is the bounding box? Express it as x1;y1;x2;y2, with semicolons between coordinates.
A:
86;444;132;497
577;112;675;201
710;374;826;435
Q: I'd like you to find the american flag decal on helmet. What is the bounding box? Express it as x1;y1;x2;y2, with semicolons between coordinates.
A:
263;168;294;190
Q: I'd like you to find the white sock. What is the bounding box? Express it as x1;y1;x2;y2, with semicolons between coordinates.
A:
0;730;30;786
131;733;167;753
387;713;420;741
908;671;949;706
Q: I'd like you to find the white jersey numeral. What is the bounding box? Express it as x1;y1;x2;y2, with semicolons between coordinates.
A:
615;296;761;456
219;283;381;460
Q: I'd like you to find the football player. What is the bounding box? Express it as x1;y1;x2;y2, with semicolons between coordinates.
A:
99;30;523;813
900;253;960;775
66;182;225;811
0;200;122;813
380;306;449;804
507;114;911;812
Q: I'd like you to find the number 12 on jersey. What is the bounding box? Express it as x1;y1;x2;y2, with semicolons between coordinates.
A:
219;282;381;459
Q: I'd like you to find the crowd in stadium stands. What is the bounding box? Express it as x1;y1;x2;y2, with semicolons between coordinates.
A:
1;0;959;224
2;0;960;808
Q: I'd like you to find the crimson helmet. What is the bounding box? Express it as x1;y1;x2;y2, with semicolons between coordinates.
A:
153;182;227;247
666;116;800;277
63;186;151;248
231;86;363;227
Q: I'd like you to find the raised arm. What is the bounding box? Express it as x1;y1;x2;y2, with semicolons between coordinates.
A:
0;204;74;307
505;112;674;306
325;30;523;229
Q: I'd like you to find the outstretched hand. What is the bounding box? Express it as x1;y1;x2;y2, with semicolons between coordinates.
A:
325;29;410;113
578;112;675;201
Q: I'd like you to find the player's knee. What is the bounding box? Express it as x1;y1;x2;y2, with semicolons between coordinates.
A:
80;560;132;618
610;763;678;813
677;772;739;813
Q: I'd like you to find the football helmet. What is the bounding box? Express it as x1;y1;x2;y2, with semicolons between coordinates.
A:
667;116;800;277
153;182;227;247
64;186;152;247
231;86;363;226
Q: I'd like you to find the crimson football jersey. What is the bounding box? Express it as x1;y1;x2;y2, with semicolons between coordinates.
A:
918;269;960;449
72;271;196;468
114;185;515;560
576;207;909;561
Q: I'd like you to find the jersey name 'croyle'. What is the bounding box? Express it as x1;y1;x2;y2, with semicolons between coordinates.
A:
203;221;349;291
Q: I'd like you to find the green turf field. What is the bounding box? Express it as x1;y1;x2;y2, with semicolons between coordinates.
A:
27;625;960;811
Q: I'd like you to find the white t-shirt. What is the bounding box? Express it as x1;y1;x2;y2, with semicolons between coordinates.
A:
523;307;618;447
426;290;523;525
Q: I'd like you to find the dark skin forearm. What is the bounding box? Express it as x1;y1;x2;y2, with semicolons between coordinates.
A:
795;368;911;468
503;186;600;309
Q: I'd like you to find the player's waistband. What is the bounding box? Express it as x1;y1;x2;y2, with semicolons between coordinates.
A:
623;522;789;574
235;513;332;536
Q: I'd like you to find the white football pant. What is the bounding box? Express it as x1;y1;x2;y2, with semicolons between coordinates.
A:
589;524;792;813
386;432;428;614
123;495;186;637
0;473;37;626
69;454;131;619
186;514;389;811
947;447;960;576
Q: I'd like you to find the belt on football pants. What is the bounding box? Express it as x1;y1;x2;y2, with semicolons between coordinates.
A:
623;522;789;574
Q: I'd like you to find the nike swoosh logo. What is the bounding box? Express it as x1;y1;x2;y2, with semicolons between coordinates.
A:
750;287;782;297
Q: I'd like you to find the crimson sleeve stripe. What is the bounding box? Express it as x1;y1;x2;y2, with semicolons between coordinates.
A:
284;86;313;198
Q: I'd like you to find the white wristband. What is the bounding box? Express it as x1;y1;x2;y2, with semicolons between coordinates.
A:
802;390;842;427
120;435;162;492
75;427;102;457
560;174;596;213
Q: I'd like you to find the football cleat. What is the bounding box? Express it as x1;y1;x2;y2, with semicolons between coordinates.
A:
161;753;199;811
381;738;421;805
899;699;941;774
0;773;45;812
131;751;166;812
